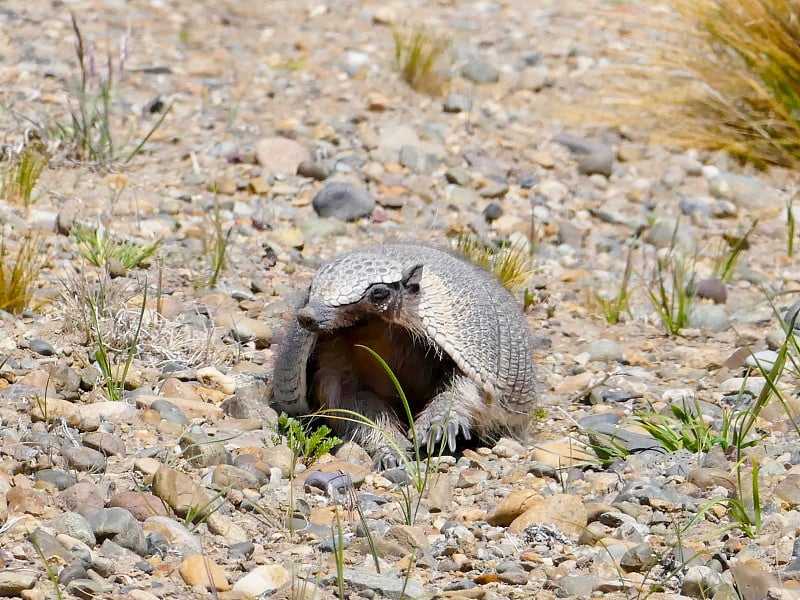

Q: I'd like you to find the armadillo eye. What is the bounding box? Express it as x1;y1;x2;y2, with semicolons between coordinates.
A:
368;285;391;304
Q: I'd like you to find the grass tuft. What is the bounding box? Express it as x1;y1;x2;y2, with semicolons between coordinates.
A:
393;24;452;96
0;232;44;314
1;141;48;209
591;0;800;168
53;14;170;167
73;223;160;270
454;233;532;292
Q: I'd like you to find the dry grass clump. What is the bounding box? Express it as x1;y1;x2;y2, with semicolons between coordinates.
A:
453;233;532;292
585;0;800;168
0;232;44;314
1;143;48;209
392;24;452;96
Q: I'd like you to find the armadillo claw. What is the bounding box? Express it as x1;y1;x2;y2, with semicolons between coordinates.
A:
414;414;473;455
373;447;404;471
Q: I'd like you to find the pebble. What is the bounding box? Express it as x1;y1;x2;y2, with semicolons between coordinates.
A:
0;571;39;596
682;565;724;598
85;507;148;556
214;311;273;348
108;491;169;521
178;555;231;591
708;173;782;210
232;565;292;595
443;93;470;113
689;304;729;332
462;59;500;84
29;338;56;356
578;150;614;177
297;160;329;180
311;181;376;221
255;137;312;175
582;339;625;363
694;277;727;304
49;512;96;546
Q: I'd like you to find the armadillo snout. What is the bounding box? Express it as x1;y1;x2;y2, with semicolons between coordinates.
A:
297;306;322;332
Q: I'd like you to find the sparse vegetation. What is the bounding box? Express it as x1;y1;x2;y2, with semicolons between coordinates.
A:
326;345;449;526
273;414;341;467
393;23;452;96
53;14;169;167
454;233;532;292
202;198;232;289
593;241;634;324
599;0;800;167
713;219;757;282
1;142;48;209
88;285;146;401
644;247;694;336
73;222;160;270
0;232;44;314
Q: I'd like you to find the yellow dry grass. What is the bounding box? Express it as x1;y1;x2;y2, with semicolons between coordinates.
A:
578;0;800;168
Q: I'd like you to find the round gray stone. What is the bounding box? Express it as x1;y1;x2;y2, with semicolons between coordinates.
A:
462;59;499;84
312;182;375;221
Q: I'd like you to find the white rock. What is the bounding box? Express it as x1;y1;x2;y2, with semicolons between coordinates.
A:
233;565;292;595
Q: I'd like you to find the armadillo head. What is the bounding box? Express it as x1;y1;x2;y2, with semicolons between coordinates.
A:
297;253;423;333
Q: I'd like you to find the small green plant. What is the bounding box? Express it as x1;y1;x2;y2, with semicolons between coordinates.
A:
713;219;757;282
183;488;229;531
203;198;232;289
332;511;346;600
89;285;146;401
633;401;724;454
271;414;340;538
454;233;532;292
393;24;452;96
0;232;44;314
644;246;694;336
683;459;762;538
594;242;635;324
273;414;341;467
54;14;169;166
73;223;160;269
1;143;48;208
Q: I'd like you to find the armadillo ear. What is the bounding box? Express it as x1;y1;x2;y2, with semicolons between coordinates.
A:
402;264;423;293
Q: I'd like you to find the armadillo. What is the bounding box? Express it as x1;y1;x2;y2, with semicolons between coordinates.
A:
271;242;537;468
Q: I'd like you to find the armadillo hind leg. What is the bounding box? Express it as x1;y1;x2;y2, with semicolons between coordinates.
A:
314;368;410;469
331;389;414;470
412;374;485;455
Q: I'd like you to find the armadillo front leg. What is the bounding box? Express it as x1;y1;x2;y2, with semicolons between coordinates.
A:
272;318;317;416
412;374;483;454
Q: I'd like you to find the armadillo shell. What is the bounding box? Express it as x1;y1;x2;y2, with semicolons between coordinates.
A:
272;243;537;418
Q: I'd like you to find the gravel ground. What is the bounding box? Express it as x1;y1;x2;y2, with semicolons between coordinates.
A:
2;1;800;599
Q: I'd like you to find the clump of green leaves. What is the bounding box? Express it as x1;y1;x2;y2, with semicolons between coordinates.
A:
1;143;48;209
393;24;452;96
0;232;44;314
54;14;169;167
73;223;160;270
454;233;532;292
274;414;341;467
